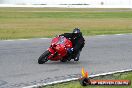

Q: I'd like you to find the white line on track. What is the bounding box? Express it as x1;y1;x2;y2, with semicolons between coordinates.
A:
1;38;50;42
95;33;132;37
1;33;132;42
23;69;132;88
115;34;125;35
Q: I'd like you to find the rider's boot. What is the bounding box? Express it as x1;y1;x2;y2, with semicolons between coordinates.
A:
74;51;80;61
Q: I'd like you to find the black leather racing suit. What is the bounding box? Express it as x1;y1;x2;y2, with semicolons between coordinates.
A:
60;32;85;58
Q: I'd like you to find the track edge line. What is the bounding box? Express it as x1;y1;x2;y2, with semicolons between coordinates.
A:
23;69;132;88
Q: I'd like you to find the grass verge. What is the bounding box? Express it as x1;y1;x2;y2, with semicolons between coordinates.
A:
0;8;132;40
43;71;132;88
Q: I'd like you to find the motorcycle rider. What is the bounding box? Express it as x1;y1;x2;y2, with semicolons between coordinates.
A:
60;28;85;61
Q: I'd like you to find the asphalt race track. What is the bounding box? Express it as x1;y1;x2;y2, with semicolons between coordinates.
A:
0;34;132;88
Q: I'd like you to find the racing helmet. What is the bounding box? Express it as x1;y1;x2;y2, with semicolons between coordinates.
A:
73;28;81;33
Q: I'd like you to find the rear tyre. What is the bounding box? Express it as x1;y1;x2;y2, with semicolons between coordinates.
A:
38;50;50;64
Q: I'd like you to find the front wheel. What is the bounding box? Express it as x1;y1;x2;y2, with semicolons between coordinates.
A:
38;50;50;64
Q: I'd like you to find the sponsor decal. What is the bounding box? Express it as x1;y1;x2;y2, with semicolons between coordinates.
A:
79;67;131;86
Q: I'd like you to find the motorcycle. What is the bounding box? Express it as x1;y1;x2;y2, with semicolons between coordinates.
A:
38;36;74;64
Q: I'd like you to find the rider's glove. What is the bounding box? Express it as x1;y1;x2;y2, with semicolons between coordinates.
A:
67;48;74;54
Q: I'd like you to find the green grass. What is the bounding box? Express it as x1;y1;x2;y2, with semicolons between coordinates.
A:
0;8;132;40
43;71;132;88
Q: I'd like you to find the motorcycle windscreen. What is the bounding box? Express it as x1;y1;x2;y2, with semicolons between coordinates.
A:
51;36;65;45
55;36;72;48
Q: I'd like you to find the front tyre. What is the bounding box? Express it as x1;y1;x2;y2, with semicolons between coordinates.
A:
38;50;50;64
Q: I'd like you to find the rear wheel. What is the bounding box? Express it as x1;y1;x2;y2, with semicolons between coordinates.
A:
38;50;50;64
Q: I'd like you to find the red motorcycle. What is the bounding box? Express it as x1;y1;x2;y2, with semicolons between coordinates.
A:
38;36;73;64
